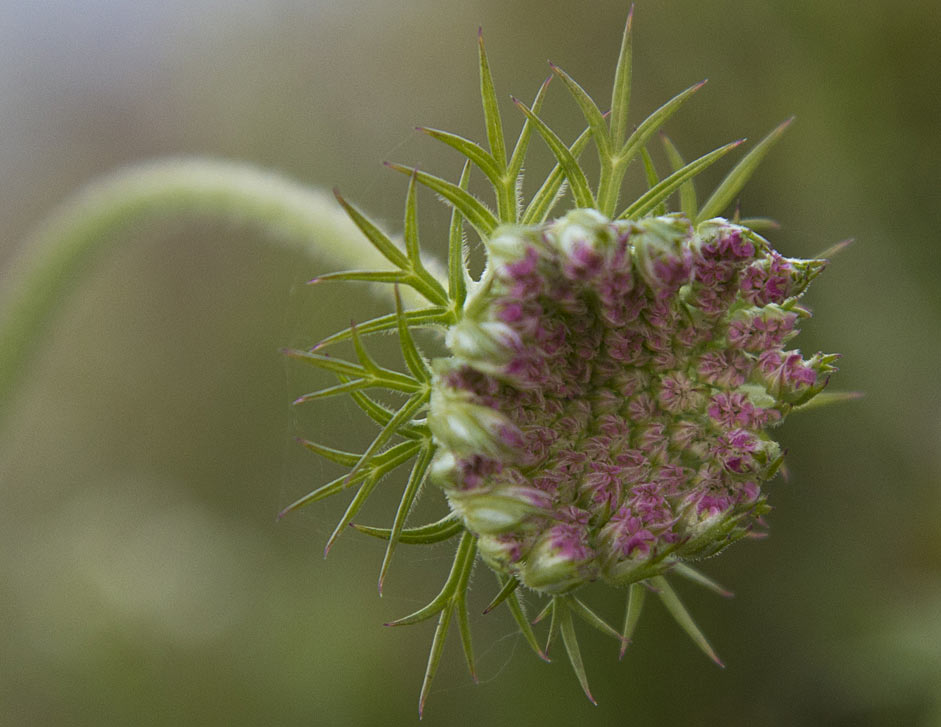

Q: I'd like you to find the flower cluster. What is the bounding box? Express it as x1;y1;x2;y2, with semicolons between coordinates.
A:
283;8;844;712
431;211;836;594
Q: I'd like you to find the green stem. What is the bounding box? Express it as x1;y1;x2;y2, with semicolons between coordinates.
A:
0;158;437;427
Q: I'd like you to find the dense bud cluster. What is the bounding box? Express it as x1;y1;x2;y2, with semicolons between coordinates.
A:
429;210;837;594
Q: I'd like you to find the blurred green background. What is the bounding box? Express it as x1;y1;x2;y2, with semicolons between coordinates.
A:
1;0;939;724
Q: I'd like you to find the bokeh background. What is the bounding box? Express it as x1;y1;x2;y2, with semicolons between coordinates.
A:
1;0;939;725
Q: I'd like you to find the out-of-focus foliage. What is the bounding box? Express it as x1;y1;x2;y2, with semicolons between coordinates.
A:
1;1;939;725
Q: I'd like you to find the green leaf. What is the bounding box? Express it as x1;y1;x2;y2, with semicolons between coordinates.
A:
378;443;435;592
619;80;707;167
620;582;646;659
661;134;699;220
651;575;724;667
609;6;634;148
333;189;409;270
558;600;597;705
550;63;611;157
351;512;462;544
697;117;794;222
418;127;502;187
513;98;596;209
385;163;498;238
619;139;744;219
521;125;594;224
477;29;507;170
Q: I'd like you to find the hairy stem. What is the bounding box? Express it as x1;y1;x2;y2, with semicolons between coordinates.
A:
0;158;435;426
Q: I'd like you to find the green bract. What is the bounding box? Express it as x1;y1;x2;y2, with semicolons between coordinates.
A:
284;8;840;713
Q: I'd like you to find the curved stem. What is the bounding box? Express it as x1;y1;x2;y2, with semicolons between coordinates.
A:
0;158;434;427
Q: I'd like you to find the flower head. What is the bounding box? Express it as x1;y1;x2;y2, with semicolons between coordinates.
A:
282;8;841;713
430;211;836;595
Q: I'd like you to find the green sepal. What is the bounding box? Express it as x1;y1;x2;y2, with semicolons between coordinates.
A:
482;575;519;615
814;238;854;259
660;133;698;220
343;389;430;487
477;29;508;170
544;597;560;657
620;581;647;659
393;286;430;382
281;348;421;394
697;117;793;222
563;595;626;648
313;307;452;350
609;5;634;148
504;590;550;662
414;532;478;717
351;512;462;544
417;126;502;186
278;439;421;519
651;575;724;667
738;216;780;232
349;320;381;374
309;269;408;286
333;188;410;270
378;442;436;592
508;76;551;183
342;382;426;440
513;97;596;209
790;389;863;413
639;147;667;217
558;599;597;705
385;162;499;238
324;471;382;555
448;161;471;308
619;80;707;168
550;63;611;158
419;601;454;719
292;378;371;405
670;562;734;598
386;531;477;627
294;437;360;467
521;125;594;224
619;138;744;219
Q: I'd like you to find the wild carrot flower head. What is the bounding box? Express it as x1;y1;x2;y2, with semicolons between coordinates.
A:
432;212;835;596
282;7;841;712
